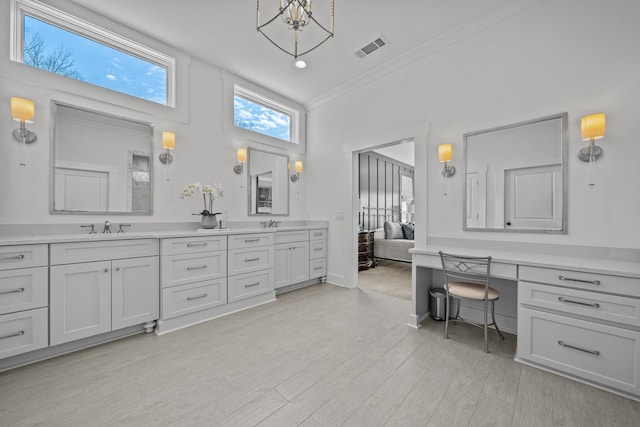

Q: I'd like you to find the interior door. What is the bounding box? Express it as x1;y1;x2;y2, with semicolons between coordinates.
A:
504;164;562;230
54;167;109;212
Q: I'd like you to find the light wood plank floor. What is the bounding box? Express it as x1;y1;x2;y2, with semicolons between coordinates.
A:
1;284;639;426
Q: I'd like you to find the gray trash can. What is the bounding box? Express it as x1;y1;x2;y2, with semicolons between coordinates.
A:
429;288;458;321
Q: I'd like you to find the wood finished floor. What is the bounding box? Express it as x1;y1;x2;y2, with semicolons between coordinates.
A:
1;284;639;426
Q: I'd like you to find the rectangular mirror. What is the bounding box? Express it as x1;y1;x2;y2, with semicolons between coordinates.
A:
463;113;567;233
248;148;289;215
51;102;153;214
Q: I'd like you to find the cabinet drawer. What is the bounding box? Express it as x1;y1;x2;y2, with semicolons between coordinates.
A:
0;244;48;270
519;265;640;298
161;252;227;288
161;279;227;320
310;229;327;240
228;233;274;249
0;267;48;315
228;247;274;276
274;230;309;244
310;240;326;260
518;307;640;396
228;270;273;303
0;307;48;359
51;239;159;265
519;281;640;327
310;258;327;278
161;236;226;256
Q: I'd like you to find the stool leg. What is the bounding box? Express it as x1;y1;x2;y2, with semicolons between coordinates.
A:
491;300;505;340
484;300;489;353
444;292;450;339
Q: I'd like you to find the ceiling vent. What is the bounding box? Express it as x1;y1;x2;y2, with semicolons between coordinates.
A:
355;36;389;59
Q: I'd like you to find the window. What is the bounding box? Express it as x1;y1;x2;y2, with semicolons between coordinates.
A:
12;0;175;106
234;85;298;144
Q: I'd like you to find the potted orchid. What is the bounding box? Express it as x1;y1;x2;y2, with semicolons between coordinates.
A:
180;182;224;229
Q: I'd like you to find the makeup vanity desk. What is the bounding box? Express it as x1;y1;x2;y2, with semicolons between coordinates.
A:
409;244;640;400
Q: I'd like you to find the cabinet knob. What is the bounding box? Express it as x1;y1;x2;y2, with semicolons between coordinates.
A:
103;269;109;273
115;267;120;272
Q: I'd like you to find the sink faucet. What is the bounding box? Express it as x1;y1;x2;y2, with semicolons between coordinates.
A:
102;221;111;234
118;224;131;233
80;224;96;234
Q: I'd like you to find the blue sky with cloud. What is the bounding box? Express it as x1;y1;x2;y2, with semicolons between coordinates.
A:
24;16;166;105
233;97;291;141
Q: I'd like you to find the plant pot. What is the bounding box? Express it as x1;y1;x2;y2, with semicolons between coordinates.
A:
200;214;218;229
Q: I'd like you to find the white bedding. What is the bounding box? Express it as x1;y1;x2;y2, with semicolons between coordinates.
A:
373;229;414;263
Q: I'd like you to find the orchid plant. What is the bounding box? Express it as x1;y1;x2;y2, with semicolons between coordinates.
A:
180;182;223;215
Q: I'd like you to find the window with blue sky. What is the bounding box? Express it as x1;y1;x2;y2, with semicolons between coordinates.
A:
234;94;292;142
22;15;168;105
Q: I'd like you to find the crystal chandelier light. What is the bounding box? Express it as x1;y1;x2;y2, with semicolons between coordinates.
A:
257;0;335;60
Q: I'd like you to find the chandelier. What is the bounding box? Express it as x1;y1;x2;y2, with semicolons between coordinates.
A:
257;0;335;60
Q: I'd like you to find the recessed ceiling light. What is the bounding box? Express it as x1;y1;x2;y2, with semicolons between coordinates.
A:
295;60;307;69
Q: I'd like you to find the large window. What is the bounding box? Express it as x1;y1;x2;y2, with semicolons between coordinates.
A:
234;85;298;144
12;0;175;106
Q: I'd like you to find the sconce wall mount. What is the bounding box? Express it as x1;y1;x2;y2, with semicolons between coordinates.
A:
438;143;455;177
159;131;175;164
234;148;247;174
578;113;605;162
291;160;303;182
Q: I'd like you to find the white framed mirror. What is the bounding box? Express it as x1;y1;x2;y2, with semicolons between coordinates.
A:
248;148;289;215
463;113;568;233
50;102;153;215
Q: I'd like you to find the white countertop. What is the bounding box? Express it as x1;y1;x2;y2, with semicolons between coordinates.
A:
0;226;324;246
411;246;640;279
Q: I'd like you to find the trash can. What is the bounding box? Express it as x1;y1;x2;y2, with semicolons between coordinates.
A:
429;288;458;320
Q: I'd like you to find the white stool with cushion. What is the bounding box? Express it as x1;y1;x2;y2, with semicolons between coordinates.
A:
439;251;504;352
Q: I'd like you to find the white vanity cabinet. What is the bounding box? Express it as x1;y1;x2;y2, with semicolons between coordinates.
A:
50;240;159;346
160;236;228;320
309;229;327;279
0;245;49;359
517;266;640;398
274;231;309;289
227;233;274;303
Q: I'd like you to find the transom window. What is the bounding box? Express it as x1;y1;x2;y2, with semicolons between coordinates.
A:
11;0;175;106
234;85;298;144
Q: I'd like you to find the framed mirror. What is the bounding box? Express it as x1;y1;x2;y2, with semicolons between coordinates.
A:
248;148;289;215
51;102;153;214
463;113;567;233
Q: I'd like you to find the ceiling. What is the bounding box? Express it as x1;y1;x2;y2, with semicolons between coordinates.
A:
68;0;521;108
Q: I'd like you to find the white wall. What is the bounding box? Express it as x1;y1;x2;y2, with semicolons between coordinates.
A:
0;2;306;225
306;0;640;288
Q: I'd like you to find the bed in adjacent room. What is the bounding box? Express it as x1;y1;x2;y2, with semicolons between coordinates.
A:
373;221;414;263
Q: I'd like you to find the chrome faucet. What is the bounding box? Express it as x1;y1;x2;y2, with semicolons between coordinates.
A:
102;221;112;234
117;223;131;233
80;224;96;234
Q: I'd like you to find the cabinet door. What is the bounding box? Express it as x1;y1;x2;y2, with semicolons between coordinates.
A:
274;244;292;289
112;256;159;330
290;242;310;284
50;261;111;346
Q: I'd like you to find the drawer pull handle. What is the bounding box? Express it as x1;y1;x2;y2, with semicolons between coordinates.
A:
187;242;208;248
558;275;601;285
245;258;260;262
244;239;260;243
187;293;208;301
187;265;207;271
0;330;24;340
314;248;322;251
313;233;322;236
1;254;25;262
314;266;323;270
558;297;600;308
558;340;600;356
103;269;109;273
245;282;261;288
0;287;25;295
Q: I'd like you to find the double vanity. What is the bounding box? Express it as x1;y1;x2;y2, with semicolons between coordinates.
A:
0;224;327;371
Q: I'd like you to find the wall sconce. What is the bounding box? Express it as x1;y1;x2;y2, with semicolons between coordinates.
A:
233;148;247;174
11;97;37;167
579;113;606;188
159;131;175;164
438;143;455;177
291;160;303;182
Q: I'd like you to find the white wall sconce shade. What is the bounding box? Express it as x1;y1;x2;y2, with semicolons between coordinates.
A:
234;148;247;174
11;97;37;167
159;131;175;164
438;143;455;177
291;160;303;182
579;113;606;188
